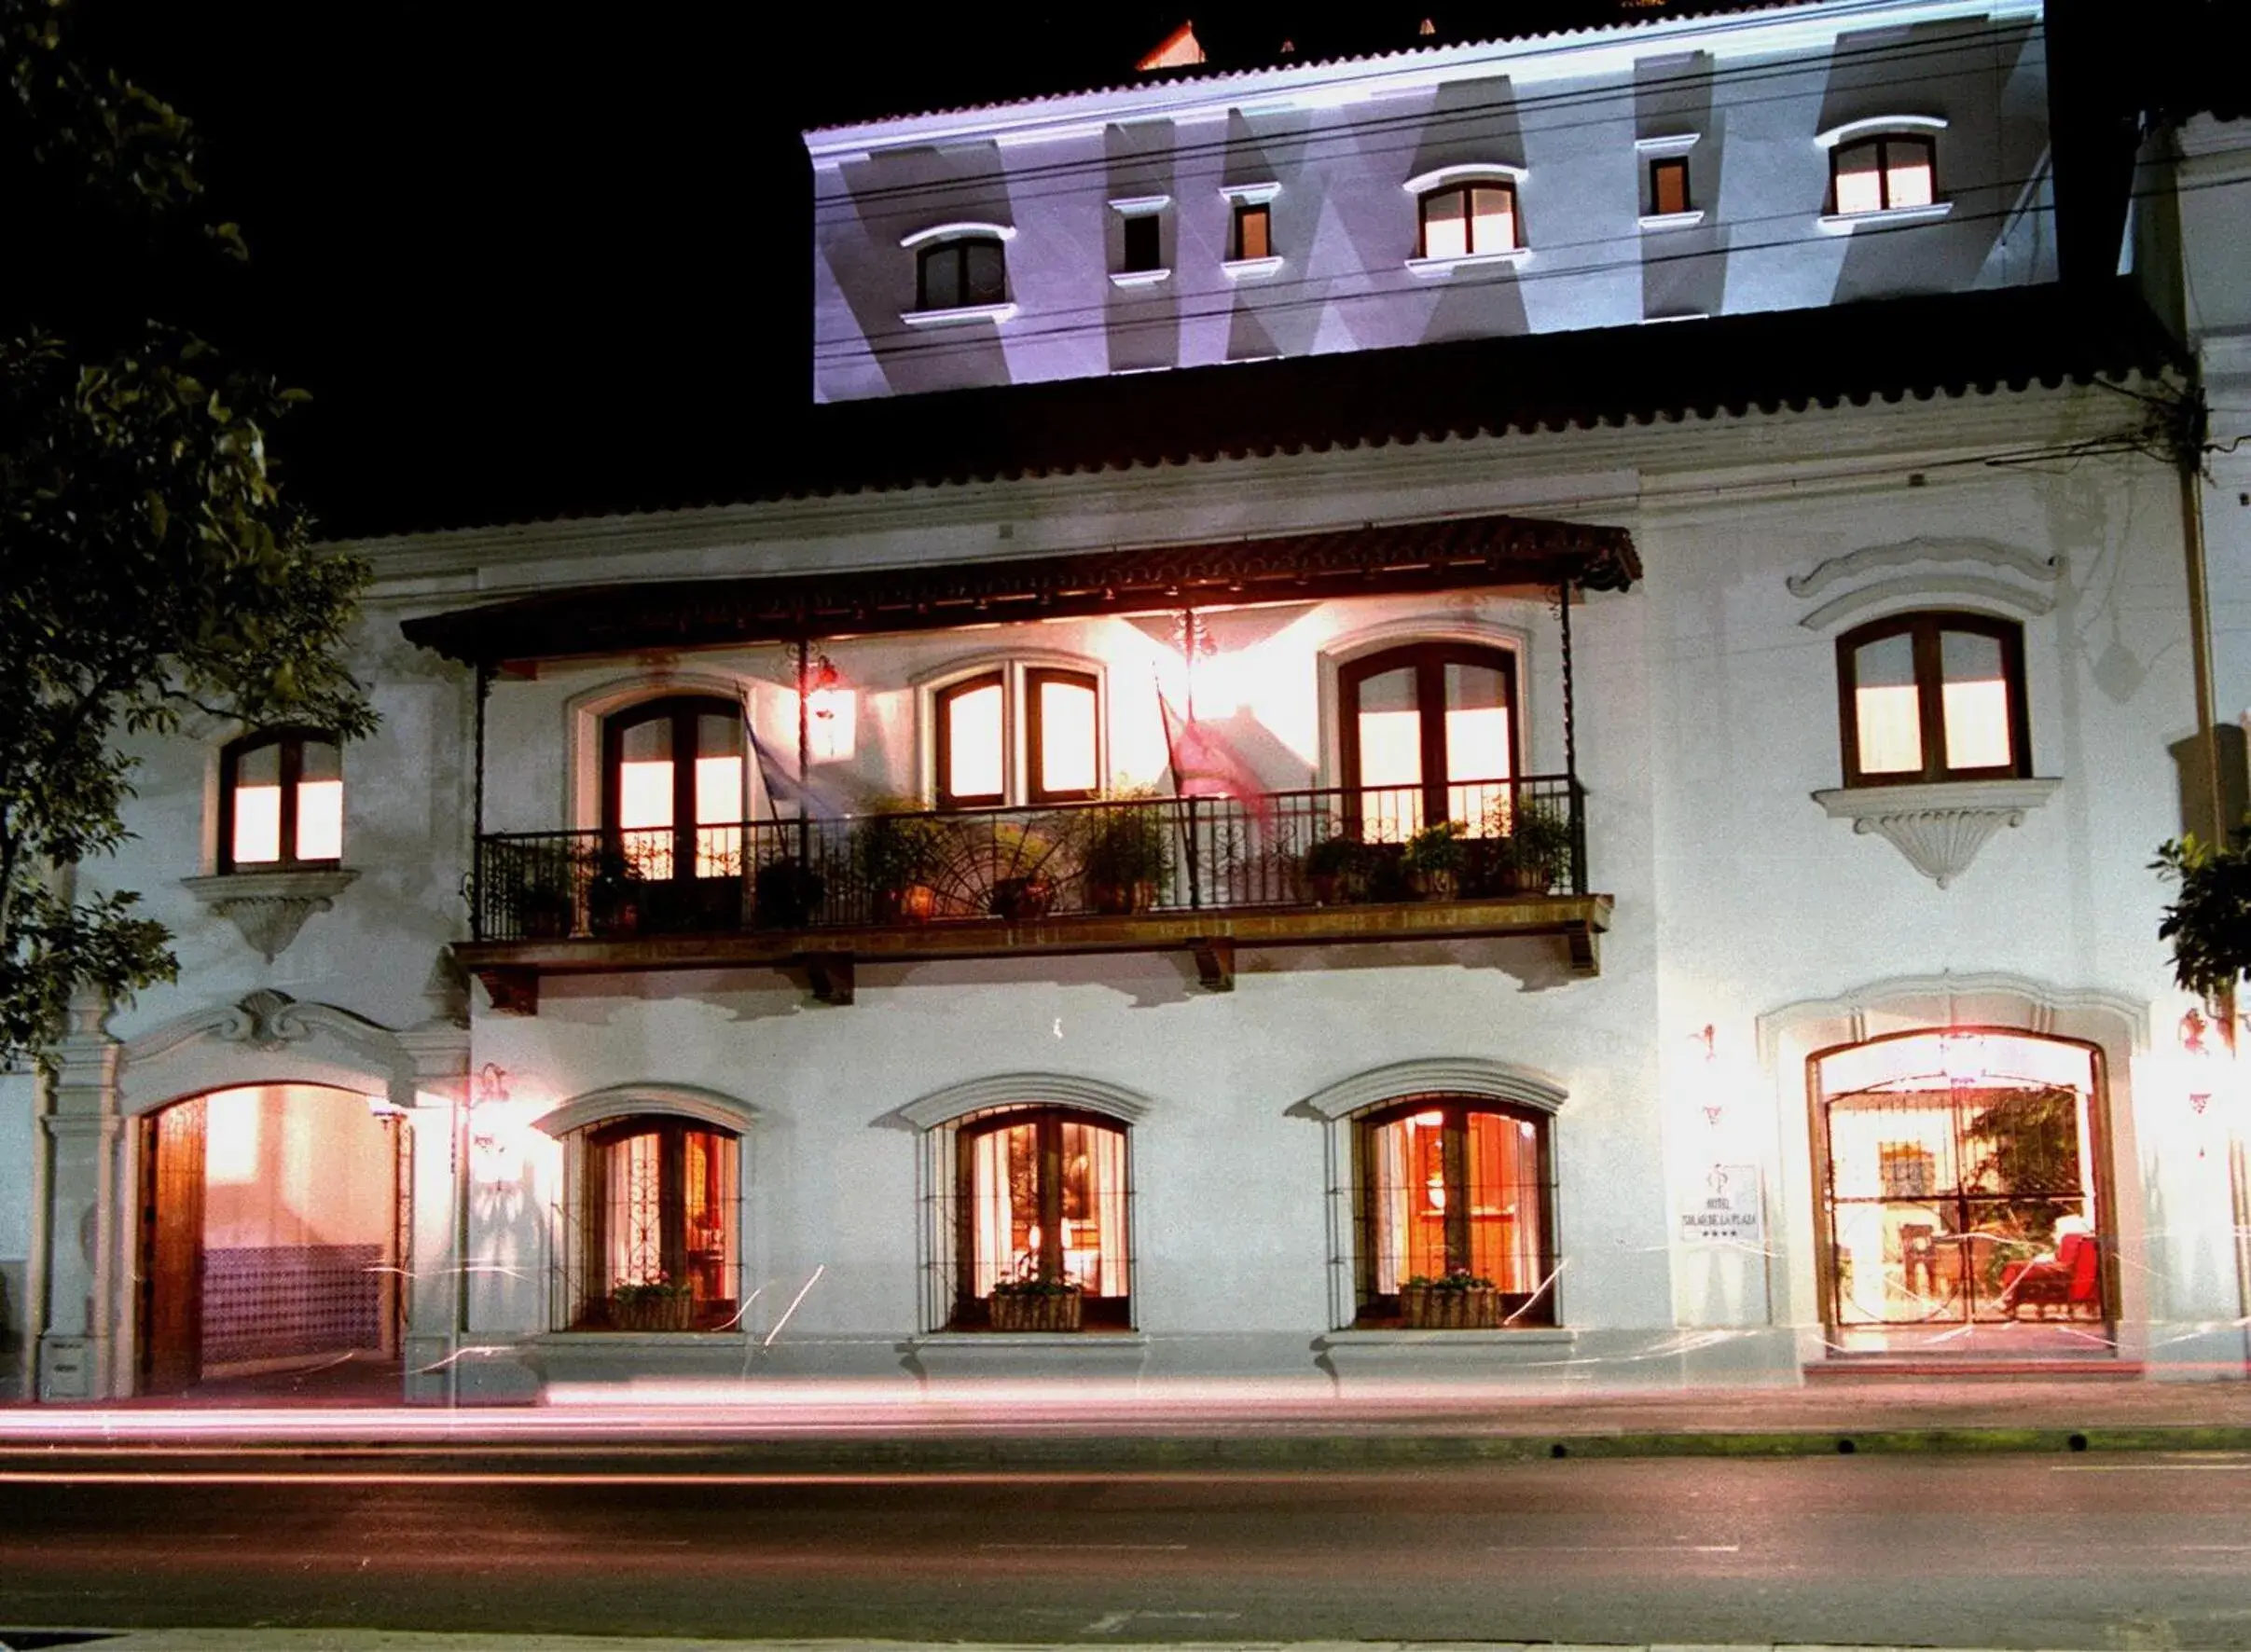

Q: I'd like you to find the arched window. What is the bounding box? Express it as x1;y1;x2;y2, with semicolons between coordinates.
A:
220;728;342;872
1830;133;1936;215
601;695;745;881
950;1105;1131;1330
1835;612;2028;786
1354;1095;1554;1327
561;1115;740;1332
1339;642;1518;840
918;236;1007;311
1417;181;1519;258
933;664;1101;810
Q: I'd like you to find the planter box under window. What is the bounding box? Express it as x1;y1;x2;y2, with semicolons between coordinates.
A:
987;1290;1084;1332
1402;1285;1505;1329
608;1292;694;1332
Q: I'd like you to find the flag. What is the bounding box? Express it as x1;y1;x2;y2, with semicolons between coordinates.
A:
748;723;854;819
1154;673;1273;829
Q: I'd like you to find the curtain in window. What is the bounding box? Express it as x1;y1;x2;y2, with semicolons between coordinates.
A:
1370;1120;1410;1293
1083;1122;1129;1300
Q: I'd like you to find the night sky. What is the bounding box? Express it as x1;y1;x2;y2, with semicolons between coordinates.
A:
11;2;2209;541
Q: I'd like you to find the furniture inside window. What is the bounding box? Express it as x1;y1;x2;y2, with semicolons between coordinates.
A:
1354;1097;1554;1327
1418;182;1518;258
952;1106;1131;1330
1649;156;1692;217
1835;612;2027;786
1122;213;1162;275
221;728;342;871
1340;643;1518;840
601;695;745;928
935;666;1100;810
1830;134;1936;215
565;1116;739;1332
1232;200;1272;262
917;236;1007;310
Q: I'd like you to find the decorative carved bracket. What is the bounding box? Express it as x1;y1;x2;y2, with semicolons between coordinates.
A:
182;869;359;961
1191;938;1235;993
1812;778;2061;887
474;967;540;1016
804;953;856;1006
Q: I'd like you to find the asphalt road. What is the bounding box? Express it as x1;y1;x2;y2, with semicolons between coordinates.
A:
3;1450;2250;1645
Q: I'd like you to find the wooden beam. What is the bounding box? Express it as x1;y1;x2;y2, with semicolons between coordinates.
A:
1191;938;1235;993
474;967;539;1016
804;953;855;1006
1565;922;1600;977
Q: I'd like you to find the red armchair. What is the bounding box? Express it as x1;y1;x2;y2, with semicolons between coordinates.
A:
1998;1229;2101;1319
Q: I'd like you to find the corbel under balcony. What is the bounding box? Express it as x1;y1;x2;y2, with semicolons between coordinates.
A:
182;868;361;960
1811;778;2059;888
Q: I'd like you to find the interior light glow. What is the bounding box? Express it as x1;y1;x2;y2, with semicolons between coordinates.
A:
948;682;1005;800
804;688;856;762
1041;679;1098;793
203;1088;262;1185
295;780;343;860
231;786;282;864
618;762;673;830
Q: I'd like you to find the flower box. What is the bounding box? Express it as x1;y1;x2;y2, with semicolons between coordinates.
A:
608;1290;694;1332
1401;1284;1505;1329
987;1288;1083;1332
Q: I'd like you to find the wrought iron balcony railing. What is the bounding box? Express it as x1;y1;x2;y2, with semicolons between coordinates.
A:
470;776;1588;945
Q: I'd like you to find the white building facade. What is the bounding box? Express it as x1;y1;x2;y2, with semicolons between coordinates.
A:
7;0;2249;1404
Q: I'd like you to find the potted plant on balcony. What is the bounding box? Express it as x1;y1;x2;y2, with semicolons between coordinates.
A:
752;854;824;929
986;818;1062;923
1402;820;1467;900
1504;801;1574;896
587;845;642;937
1401;1267;1503;1329
1076;789;1168;915
608;1273;693;1332
853;799;948;922
1302;833;1370;905
987;1273;1084;1332
512;864;577;940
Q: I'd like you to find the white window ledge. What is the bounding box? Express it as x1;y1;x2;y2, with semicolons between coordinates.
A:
1219;180;1282;204
1817;200;1954;234
1638;209;1706;231
1404;247;1529;279
1110;268;1172;289
900;301;1017;327
1317;1328;1576;1346
537;1330;751;1345
182;867;359;962
1812;777;2060;887
1220;255;1284;281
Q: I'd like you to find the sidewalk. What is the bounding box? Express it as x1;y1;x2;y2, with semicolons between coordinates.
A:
8;1372;2251;1463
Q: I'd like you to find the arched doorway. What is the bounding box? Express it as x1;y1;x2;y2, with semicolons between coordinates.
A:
137;1084;409;1395
1812;1029;2115;1356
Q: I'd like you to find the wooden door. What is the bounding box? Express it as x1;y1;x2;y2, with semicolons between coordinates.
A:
139;1098;207;1393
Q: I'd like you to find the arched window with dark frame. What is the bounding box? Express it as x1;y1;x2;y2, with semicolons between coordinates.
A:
918;236;1007;311
561;1114;740;1332
601;696;745;928
1835;612;2029;786
1417;181;1518;258
933;665;1101;810
1830;133;1936;215
1025;667;1099;805
935;670;1007;809
1340;642;1519;840
951;1105;1131;1330
220;727;343;872
1354;1095;1555;1327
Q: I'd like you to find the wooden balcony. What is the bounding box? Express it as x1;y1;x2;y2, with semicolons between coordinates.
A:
456;779;1611;1013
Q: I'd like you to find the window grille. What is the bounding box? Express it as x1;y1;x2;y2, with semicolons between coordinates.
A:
555;1117;743;1331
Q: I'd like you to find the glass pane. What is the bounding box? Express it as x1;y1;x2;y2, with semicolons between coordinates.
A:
1037;678;1098;795
1853;633;1923;773
1123;213;1160;273
946;681;1005;801
1885;145;1934;208
297;738;340;782
1940;629;2011;770
1355;666;1422;842
606;1131;665;1291
295;779;343;861
963;240;1005;304
1060;1120;1129;1300
694;757;743;877
1835;148;1885;214
1651;159;1689;216
1367;1111;1449;1293
1236;204;1271;260
231;742;283;865
970;1122;1040;1295
1421;191;1467;259
1469;186;1514;252
682;1128;736;1319
1467;1112;1542;1292
920;246;960;310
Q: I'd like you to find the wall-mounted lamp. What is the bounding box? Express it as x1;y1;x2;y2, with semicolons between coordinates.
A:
474;1061;510;1108
2180;1007;2212;1058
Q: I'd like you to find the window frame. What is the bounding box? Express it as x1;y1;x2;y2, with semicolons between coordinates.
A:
934;669;1008;811
1416;181;1520;258
599;693;746;878
916;235;1007;312
1834;610;2030;788
948;1103;1134;1331
1350;1094;1557;1328
218;726;343;874
929;662;1106;812
1231;200;1272;262
1829;133;1937;215
1338;641;1522;832
1121;212;1163;275
1023;667;1101;805
561;1113;742;1334
1649;156;1692;218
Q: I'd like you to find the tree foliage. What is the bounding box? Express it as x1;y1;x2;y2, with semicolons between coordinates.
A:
2153;831;2251;1003
2;0;371;1068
